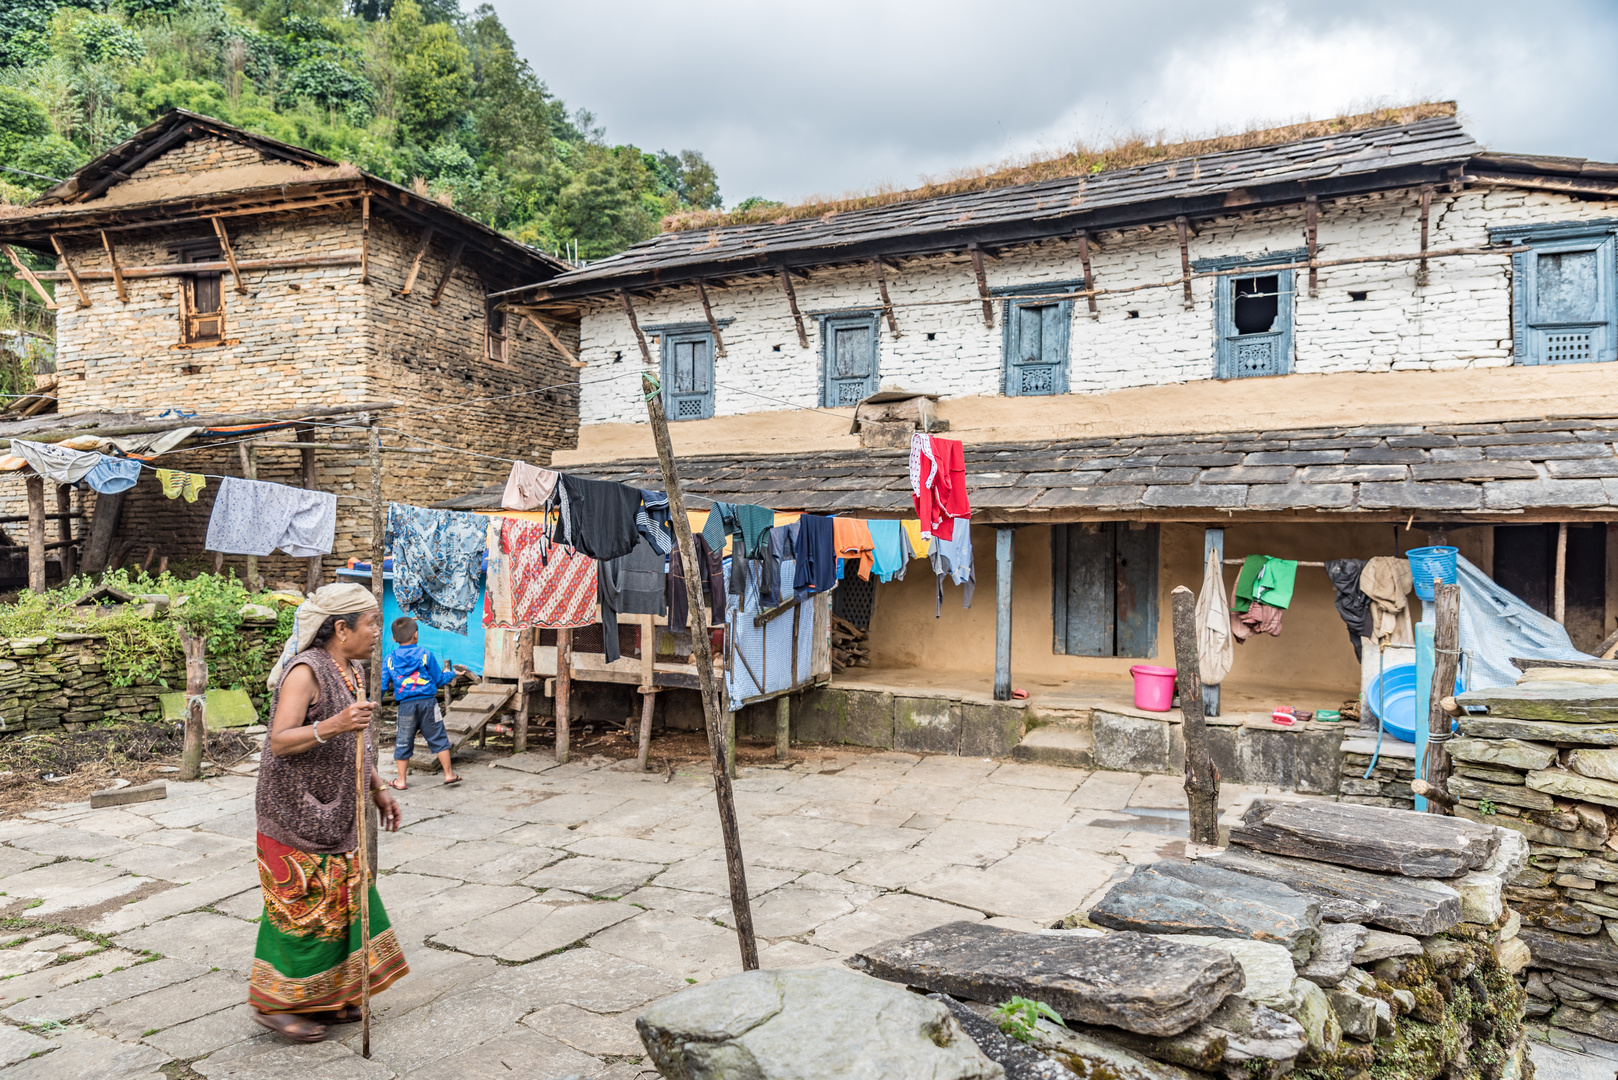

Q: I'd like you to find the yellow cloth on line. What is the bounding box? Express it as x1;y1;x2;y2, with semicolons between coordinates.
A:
155;469;206;503
902;519;926;560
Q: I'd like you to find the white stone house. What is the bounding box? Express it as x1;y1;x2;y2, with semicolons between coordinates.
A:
486;105;1618;727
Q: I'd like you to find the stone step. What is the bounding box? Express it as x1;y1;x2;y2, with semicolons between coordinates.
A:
1027;706;1092;730
1012;726;1094;768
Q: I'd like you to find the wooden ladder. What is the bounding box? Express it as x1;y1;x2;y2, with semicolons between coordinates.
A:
438;682;516;754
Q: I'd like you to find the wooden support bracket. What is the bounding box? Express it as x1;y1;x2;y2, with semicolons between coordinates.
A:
359;195;370;283
619;288;655;366
968;243;994;328
1076;231;1098;318
211;217;246;294
396;226;433;296
1305;195;1319;298
1417;185;1434;288
100;231;127;303
2;246;57;310
872;258;900;338
695;279;727;357
777;267;809;348
524;313;586;368
50;236;90;308
1176;216;1194;309
429;242;464;307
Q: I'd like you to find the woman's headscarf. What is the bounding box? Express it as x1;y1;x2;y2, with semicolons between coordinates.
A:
265;583;379;688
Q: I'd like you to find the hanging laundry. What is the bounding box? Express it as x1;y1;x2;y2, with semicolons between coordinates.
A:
669;534;725;633
500;517;596;629
902;519;927;561
83;456;140;495
208;477;338;559
832;517;875;582
759;523;796;608
1361;556;1415;647
636;490;674;555
9;439;101;485
792;515;837;597
699;502;773;559
910;432;970;541
1325;558;1373;661
1231;555;1297;611
553;475;641;561
1196;547;1233;684
382;502;486;635
598;538;668;662
930;523;975;616
156;469;207;503
867;520;914;583
1237;601;1285;638
483;519;515;627
501;461;558;511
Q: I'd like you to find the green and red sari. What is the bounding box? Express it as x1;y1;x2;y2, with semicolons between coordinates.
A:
249;833;409;1014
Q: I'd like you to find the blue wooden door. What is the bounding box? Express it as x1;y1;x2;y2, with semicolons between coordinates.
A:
821;314;879;406
1005;301;1068;395
663;331;714;420
1051;522;1159;658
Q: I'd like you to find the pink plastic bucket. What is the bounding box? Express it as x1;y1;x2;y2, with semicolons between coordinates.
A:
1129;665;1178;712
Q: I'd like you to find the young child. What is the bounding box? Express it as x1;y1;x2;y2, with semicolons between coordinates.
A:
382;616;464;788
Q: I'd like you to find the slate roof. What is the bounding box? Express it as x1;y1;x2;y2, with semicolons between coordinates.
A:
516;118;1481;302
440;417;1618;518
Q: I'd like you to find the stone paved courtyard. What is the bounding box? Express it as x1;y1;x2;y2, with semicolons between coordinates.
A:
0;748;1306;1078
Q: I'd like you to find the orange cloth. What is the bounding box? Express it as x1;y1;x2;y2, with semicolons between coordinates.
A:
832;518;875;581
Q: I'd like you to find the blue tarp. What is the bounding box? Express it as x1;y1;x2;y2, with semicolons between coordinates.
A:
336;568;486;677
1456;553;1589;690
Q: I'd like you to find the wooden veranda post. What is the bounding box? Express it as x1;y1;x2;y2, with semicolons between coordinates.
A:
1423;583;1461;815
366;418;382;872
555;629;571;764
176;628;207;780
631;299;759;969
993;527;1013;701
514;627;534;755
24;474;45;593
298;424;322;593
56;485;75;581
1170;585;1220;844
238;439;260;592
352;669;373;1057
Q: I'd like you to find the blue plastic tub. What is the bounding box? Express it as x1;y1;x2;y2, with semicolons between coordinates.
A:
1406;545;1458;602
1367;662;1462;742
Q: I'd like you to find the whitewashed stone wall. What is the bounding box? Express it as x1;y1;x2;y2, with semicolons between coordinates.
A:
575;186;1618;426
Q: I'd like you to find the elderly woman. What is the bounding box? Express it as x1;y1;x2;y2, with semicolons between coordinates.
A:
251;583;408;1043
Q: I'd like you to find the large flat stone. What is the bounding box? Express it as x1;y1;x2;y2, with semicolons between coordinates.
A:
0;1027;169;1080
429;897;640;962
1297;922;1369;987
113;911;256;973
848;921;1243;1037
1;957;206;1023
1152;933;1297;1008
932;993;1080;1080
521;855;664;897
894;697;964;755
960;702;1025;757
1520;926;1618;974
1460;717;1618;744
1449;736;1556;772
0;1023;50;1068
1229;798;1500;877
1520;900;1605;936
522;1001;644;1057
1028;1021;1210;1080
1571;748;1618;782
1093;710;1178;774
1450;775;1555;810
399;1026;602;1080
89;967;242;1041
195;1037;395;1078
1528;769;1618;808
908;848;1118;924
1089;860;1321;962
636;966;1001;1080
393;839;566;885
1353;929;1423;962
809;893;986;956
1202;848;1462;935
1457;682;1618;722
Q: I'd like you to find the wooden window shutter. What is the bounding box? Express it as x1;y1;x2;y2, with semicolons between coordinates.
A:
1002;298;1070;396
1051;522;1158;658
662;330;714;421
1214;270;1294;379
820;313;880;407
1515;234;1617;365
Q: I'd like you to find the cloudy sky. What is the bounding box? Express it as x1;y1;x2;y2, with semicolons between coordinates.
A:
490;0;1618;209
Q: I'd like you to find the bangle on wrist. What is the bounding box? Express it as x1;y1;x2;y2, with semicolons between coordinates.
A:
311;720;326;745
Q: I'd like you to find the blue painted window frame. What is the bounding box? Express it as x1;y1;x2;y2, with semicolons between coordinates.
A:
994;280;1079;396
1194;250;1302;380
817;310;881;407
1491;220;1618;366
658;326;715;421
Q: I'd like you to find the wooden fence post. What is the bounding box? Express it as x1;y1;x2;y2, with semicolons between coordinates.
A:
1170;585;1220;844
25;475;44;593
1424;583;1461;815
177;628;208;780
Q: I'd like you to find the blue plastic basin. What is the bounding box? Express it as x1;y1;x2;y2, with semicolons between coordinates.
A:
1367;662;1461;743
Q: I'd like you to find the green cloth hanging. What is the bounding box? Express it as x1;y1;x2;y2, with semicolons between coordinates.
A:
1254;558;1298;610
1231;554;1265;613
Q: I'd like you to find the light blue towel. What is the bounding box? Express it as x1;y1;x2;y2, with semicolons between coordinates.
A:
867;520;913;583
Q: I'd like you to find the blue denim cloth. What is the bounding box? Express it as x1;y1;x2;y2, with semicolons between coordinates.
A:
394;697;449;759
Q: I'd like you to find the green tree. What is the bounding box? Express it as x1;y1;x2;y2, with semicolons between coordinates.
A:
382;0;469;143
0;0;57;68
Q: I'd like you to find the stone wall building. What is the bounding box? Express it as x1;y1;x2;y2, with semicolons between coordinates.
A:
0;110;578;585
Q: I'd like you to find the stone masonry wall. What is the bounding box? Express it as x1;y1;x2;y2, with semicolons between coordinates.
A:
574;186;1618;427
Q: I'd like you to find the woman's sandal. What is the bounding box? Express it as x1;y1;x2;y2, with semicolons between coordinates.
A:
443;774;463;786
389;779;408;790
319;1004;364;1025
253;1010;327;1043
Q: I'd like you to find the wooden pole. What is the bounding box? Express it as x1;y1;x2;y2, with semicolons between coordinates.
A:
514;627;534;755
210;217;246;294
993;526;1013;701
1305;196;1319;299
636;614;655;771
775;695;791;761
637;343;759;969
49;236;90;308
25;474;45;593
2;245;58;310
359;195;370;284
55;485;75;582
1170;585;1220;845
555;628;572;764
694;280;726;357
1423;582;1461;815
237;440;259;592
1076;231;1098;318
298;424;322;594
176;629;207;781
968;244;994;328
775;269;809;348
1202;527;1224;717
366;419;382;876
1176;216;1194;309
352;666;373;1058
100;231;127;304
1555;522;1568;625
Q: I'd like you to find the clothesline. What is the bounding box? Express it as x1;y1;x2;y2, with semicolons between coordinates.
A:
1222;558;1328;567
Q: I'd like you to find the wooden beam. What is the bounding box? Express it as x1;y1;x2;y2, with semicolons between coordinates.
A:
49;236;90;308
1176;216;1193;309
872;258;900;338
555;628;572;764
1076;231;1098;318
55;485;75;581
2;245;58;310
297;424;322;594
777;267;808;348
396;226;434;296
1202;527;1224;717
359;195;370;284
100;231;127;303
210;216;246;295
994;526;1013;700
618;288;655;367
694;279;727;357
1305;195;1319;298
1417;185;1434;287
238;439;260;592
1423;582;1461;815
429;242;463;307
1555;521;1568;625
36;252;362;282
523;314;585;368
25;474;45;593
968;243;994;328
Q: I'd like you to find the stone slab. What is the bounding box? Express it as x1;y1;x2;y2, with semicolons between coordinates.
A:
1457;682;1618;722
194;1037;395;1079
160;688;258;729
1450;775;1555;810
1229;798;1500;877
1353;929;1423;962
848;920;1243;1037
1449;736;1556;772
393;839;566;885
397;1026;602;1080
1298;922;1369;987
522;1001;644;1057
1460;717;1618;744
520;855;664;897
960;702;1025;757
1;957;206;1023
429;898;640;962
1521;900;1605;936
1202;847;1462;936
0;1027;169;1080
1520;926;1618;974
1571;748;1618;783
1529;769;1618;808
1152;933;1297;1008
1089;860;1321;962
90;967;243;1041
113;911;256;973
1093;710;1177;774
933;993;1080;1080
90;781;167;808
895;697;965;755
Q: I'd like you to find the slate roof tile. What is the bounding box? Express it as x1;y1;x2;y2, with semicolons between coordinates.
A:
1243;483;1354;509
1484;443;1612;460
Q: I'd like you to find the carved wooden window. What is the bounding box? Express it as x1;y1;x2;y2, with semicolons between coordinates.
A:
486;304;509;364
181;249;224;344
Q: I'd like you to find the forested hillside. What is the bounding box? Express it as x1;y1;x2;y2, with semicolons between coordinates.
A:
0;0;723;260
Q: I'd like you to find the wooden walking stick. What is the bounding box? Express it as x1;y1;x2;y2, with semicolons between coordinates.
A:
352;664;373;1058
